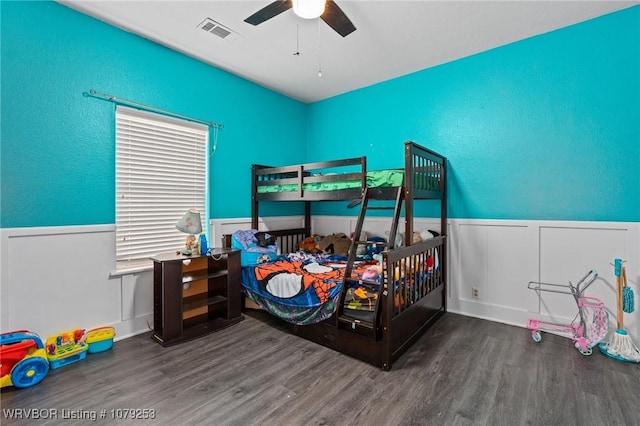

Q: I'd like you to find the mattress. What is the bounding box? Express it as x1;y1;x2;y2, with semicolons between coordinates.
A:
257;169;405;194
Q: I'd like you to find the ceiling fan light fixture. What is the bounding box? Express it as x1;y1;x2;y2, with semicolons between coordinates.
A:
292;0;326;19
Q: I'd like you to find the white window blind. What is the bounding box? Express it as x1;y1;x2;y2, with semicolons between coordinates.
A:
116;106;207;266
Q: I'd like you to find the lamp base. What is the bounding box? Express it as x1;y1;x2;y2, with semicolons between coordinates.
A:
182;234;198;256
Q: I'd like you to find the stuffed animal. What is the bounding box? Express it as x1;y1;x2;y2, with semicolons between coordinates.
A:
298;234;322;253
362;264;383;281
316;233;352;256
394;259;417;281
426;255;434;273
420;229;439;241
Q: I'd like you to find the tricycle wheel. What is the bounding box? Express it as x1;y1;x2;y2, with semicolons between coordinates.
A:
11;357;49;388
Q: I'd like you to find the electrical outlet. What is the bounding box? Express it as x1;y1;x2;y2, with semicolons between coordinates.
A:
472;286;480;299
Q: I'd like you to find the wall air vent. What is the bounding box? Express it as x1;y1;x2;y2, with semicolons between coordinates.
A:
197;18;240;42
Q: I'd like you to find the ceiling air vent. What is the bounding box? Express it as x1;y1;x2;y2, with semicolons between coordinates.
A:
197;18;240;42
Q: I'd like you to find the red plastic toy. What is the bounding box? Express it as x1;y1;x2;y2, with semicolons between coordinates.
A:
0;330;50;388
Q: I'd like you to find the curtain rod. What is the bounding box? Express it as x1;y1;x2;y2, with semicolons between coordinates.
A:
84;89;224;129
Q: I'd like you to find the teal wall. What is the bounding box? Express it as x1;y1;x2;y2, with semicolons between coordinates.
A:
1;1;306;228
307;6;640;222
2;2;639;227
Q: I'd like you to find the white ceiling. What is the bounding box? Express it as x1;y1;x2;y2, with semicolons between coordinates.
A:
58;1;638;103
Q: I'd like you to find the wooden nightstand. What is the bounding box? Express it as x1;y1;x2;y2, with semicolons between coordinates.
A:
151;248;243;346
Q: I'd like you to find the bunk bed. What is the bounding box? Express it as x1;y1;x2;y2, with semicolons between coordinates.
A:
244;140;447;370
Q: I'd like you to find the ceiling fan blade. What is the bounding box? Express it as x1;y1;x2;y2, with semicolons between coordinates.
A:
321;0;356;37
244;0;292;26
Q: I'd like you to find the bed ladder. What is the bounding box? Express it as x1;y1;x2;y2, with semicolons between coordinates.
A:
337;186;404;338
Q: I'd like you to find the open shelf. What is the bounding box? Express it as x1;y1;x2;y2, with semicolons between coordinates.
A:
151;249;243;346
182;268;228;284
183;294;226;312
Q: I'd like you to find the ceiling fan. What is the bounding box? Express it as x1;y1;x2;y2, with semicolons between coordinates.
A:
244;0;356;38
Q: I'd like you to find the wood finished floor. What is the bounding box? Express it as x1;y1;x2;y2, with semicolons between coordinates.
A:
2;312;640;426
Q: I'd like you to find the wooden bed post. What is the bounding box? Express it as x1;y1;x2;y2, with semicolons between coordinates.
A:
441;157;447;312
251;164;259;229
404;142;414;246
361;156;367;190
382;252;393;370
304;201;311;237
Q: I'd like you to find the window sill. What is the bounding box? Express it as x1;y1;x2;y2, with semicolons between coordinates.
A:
110;261;153;278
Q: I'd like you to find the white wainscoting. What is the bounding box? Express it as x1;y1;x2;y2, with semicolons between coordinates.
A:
3;218;638;346
448;220;639;344
0;219;307;340
210;216;305;252
215;216;640;343
0;225;153;340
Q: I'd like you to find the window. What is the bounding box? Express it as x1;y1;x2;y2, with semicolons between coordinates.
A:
116;106;207;267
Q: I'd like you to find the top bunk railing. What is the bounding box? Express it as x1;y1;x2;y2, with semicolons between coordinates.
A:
252;141;446;204
403;141;447;248
405;141;446;199
252;157;367;201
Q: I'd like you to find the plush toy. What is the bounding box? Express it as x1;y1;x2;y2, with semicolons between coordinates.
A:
362;264;383;281
426;255;434;273
420;229;440;241
298;234;323;253
394;260;417;281
316;233;352;256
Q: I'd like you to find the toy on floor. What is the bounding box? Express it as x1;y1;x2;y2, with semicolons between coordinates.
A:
526;270;608;356
622;264;634;314
45;328;88;369
84;326;115;353
599;259;640;363
0;330;50;389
